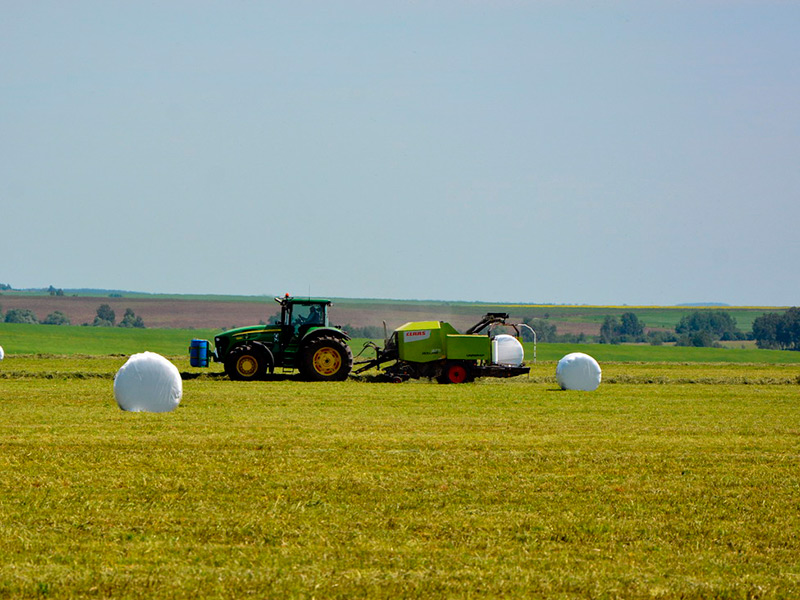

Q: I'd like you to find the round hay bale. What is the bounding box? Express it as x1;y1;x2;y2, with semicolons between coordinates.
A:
492;334;524;366
556;352;601;391
114;352;182;412
0;345;4;361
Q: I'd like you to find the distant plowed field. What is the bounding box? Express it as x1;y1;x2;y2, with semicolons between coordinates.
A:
1;296;268;329
0;296;278;329
0;295;602;335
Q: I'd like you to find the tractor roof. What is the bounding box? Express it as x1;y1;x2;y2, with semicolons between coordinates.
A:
275;295;332;305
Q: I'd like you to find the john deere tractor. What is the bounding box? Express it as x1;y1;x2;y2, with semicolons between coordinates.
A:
189;295;353;381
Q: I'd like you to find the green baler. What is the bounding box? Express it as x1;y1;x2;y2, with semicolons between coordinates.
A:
355;313;531;383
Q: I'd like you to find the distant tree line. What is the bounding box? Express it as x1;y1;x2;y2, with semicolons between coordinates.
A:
1;303;145;328
523;308;800;351
593;308;800;351
0;284;67;294
42;311;70;325
3;308;40;324
599;312;645;344
92;304;145;328
751;308;800;351
597;309;745;348
675;310;744;346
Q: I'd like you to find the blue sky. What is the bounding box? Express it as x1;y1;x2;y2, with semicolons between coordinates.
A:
2;1;798;305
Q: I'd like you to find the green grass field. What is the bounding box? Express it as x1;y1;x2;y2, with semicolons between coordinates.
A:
1;352;799;598
0;323;220;356
3;323;800;365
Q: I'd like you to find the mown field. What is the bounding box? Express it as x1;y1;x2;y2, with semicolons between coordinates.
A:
1;340;799;598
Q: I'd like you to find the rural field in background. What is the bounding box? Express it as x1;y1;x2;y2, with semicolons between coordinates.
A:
2;321;800;366
0;290;785;333
1;295;799;597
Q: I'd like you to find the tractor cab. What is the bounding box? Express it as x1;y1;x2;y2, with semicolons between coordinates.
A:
277;295;331;344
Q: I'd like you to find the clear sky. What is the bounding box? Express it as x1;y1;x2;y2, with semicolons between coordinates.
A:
2;1;798;305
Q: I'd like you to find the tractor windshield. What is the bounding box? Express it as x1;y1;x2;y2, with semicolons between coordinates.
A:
291;304;325;327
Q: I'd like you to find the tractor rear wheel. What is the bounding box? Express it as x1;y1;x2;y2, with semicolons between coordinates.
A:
225;344;270;381
438;361;474;384
300;336;353;381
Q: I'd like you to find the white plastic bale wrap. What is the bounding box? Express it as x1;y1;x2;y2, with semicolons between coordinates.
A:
114;352;182;412
492;334;524;366
556;352;602;391
0;345;4;361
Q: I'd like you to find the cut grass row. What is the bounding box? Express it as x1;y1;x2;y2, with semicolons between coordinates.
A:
3;356;800;387
1;362;799;598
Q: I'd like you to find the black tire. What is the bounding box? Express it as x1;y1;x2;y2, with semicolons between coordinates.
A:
224;344;270;381
437;361;474;384
299;336;353;381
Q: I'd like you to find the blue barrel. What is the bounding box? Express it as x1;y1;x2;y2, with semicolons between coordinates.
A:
189;339;210;368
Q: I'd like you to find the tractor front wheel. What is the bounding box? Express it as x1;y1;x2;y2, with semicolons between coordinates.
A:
225;344;269;381
300;336;353;381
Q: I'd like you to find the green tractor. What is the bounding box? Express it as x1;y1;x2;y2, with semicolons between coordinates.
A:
189;295;353;381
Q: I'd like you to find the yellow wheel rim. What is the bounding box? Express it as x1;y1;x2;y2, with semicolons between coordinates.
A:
236;355;258;377
312;347;342;376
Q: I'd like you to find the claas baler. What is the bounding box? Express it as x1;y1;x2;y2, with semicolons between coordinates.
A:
354;312;531;383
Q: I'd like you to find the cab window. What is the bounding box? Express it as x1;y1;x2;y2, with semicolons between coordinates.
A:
292;304;324;327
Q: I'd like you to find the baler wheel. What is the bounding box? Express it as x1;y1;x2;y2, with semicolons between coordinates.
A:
439;362;473;384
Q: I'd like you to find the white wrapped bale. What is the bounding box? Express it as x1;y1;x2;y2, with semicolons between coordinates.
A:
114;352;182;412
492;334;524;366
556;352;601;391
0;345;4;360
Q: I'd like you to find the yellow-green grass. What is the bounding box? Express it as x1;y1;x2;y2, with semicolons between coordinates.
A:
526;342;800;364
4;355;799;386
1;359;799;598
